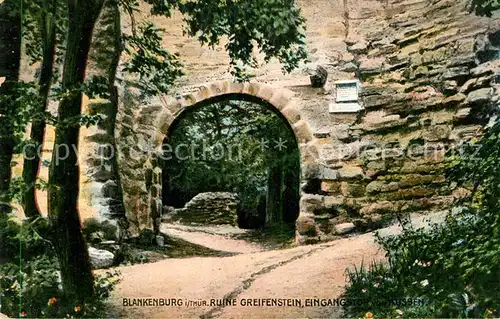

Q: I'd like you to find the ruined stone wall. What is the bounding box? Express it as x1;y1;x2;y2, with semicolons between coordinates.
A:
115;0;499;240
165;192;240;226
79;2;126;227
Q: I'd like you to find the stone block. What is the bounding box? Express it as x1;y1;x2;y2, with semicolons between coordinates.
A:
347;41;368;54
269;92;292;110
313;127;331;138
442;66;470;80
296;216;317;236
88;247;114;269
359;201;399;215
319;166;340;180
362;94;394;108
365;160;387;178
340;62;358;72
366;181;399;194
302;163;320;179
380;187;435;201
460;75;494;93
293;120;314;143
442;80;458;94
323;196;345;209
359;57;384;74
338;165;365;180
421;124;451;142
466;88;493;105
309;65;328;88
300;194;324;213
398;174;445;188
442;93;466;106
321;181;341;194
361;112;405;132
281;106;301;124
334;222;356;235
454;108;471;121
340;182;366;197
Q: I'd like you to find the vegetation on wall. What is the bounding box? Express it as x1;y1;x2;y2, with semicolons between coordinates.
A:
341;3;498;317
342;119;500;318
470;0;500;17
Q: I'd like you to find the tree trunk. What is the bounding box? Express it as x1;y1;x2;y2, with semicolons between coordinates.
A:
266;166;283;225
48;0;104;305
282;169;300;224
22;0;57;218
0;0;22;215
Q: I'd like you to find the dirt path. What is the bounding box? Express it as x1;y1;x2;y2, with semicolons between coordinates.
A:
107;234;383;318
161;224;264;254
108;213;442;318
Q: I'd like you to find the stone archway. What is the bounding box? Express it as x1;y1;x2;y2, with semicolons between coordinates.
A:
143;81;319;242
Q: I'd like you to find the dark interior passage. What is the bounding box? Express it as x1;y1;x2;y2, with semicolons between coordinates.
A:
161;94;300;229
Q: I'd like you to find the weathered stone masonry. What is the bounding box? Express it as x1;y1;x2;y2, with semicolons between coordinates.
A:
105;0;499;242
116;81;317;237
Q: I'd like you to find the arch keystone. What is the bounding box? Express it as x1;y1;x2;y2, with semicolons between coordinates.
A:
228;82;245;94
245;83;262;96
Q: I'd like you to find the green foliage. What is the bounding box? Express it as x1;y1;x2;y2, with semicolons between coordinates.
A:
344;261;436;318
0;82;41;144
23;0;67;67
4;177;49;206
343;120;500;318
0;215;121;318
122;0;307;88
123;22;184;97
163;98;299;220
447;120;500;213
470;0;500;17
0;76;106;157
177;0;308;74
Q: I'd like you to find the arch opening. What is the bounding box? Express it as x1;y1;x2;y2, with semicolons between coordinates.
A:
160;94;301;230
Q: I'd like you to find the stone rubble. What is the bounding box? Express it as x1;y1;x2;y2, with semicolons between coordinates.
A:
88;247;115;269
167;192;240;226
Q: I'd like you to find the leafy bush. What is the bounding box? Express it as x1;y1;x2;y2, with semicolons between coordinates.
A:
343;120;500;318
0;215;121;318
